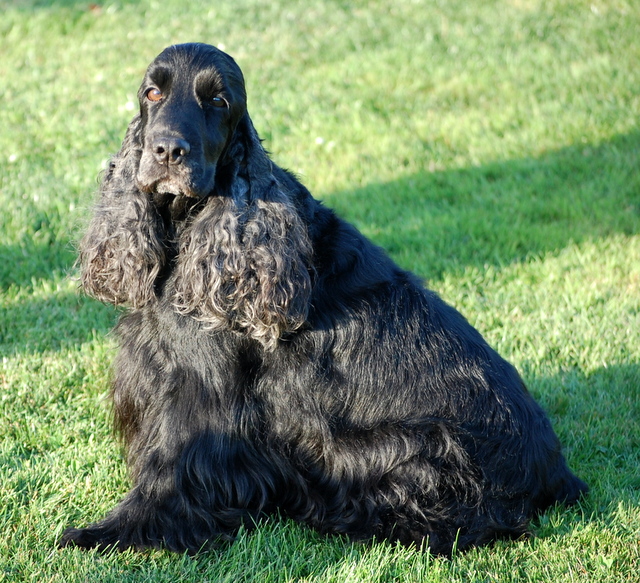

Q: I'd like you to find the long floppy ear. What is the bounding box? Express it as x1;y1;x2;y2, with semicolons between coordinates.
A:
79;116;166;308
173;114;313;350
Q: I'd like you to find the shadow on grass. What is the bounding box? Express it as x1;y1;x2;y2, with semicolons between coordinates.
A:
528;364;640;483
0;240;75;290
0;238;117;354
0;287;117;355
328;131;640;280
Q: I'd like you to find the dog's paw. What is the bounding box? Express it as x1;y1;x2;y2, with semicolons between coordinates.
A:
58;526;120;552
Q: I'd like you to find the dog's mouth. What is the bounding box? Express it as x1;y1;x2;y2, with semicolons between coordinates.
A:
152;177;202;199
137;150;217;201
151;191;202;221
137;169;217;201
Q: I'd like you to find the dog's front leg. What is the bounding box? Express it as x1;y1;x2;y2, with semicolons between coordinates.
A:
59;427;283;553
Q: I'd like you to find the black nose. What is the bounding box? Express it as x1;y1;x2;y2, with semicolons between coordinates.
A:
152;137;191;165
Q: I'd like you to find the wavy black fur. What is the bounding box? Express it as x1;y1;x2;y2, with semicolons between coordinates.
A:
61;43;587;555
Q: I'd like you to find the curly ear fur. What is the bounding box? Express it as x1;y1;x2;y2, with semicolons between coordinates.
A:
173;115;313;350
79;116;166;308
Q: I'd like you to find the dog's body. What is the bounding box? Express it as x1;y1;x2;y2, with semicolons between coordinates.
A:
60;43;586;555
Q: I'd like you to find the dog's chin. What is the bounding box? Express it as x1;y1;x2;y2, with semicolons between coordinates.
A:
136;174;214;219
149;190;203;221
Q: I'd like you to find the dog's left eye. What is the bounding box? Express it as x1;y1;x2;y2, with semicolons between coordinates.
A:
146;88;163;102
210;96;228;108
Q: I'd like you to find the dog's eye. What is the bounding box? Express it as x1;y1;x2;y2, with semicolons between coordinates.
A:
210;96;228;108
146;88;163;102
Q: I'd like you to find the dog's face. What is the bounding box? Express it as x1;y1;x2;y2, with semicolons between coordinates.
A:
135;43;247;202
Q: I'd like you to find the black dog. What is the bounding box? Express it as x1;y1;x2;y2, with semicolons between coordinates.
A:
60;43;586;555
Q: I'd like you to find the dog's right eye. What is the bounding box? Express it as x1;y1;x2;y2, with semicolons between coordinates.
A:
146;88;163;102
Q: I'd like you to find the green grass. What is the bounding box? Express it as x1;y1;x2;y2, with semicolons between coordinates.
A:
1;0;639;581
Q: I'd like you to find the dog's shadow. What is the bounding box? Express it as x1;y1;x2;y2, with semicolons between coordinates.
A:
326;130;640;281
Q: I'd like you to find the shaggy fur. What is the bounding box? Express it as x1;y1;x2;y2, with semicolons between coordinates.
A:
60;43;587;555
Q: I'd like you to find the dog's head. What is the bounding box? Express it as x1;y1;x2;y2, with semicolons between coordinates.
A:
135;43;247;204
82;43;313;350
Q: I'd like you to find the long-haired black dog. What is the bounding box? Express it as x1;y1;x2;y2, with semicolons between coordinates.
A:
60;43;586;555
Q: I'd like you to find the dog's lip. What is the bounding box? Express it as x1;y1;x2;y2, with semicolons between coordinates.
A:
141;178;207;199
136;161;217;199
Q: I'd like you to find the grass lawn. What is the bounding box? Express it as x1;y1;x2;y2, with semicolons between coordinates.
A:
1;0;639;581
